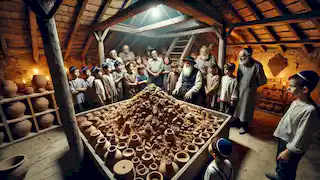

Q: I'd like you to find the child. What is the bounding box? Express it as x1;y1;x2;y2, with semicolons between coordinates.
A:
136;66;148;91
68;66;87;113
102;63;118;103
204;137;234;180
162;56;171;91
218;63;238;114
124;62;137;98
113;61;125;101
81;66;95;109
266;70;319;180
205;64;220;109
167;62;180;94
91;66;108;107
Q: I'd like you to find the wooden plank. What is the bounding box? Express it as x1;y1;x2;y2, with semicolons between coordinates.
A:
29;10;39;62
64;0;89;60
228;39;320;46
0;33;8;60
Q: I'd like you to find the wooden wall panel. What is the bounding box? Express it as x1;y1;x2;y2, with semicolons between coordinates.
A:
303;29;320;37
256;1;274;12
262;9;281;18
298;21;317;29
232;1;246;10
238;8;253;17
286;2;308;13
272;25;291;32
280;37;299;41
0;1;25;12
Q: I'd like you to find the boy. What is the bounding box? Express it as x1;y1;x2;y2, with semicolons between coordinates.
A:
218;63;238;114
266;70;319;180
91;66;107;107
81;66;95;109
124;62;137;98
113;61;125;101
102;63;118;103
167;62;180;94
136;66;148;91
205;64;220;109
162;56;171;91
68;66;87;113
204;137;234;180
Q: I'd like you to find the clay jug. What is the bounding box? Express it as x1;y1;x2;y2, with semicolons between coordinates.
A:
113;160;135;180
89;130;104;147
38;113;54;129
76;116;87;125
136;145;145;157
24;87;34;95
79;121;96;139
11;120;32;139
33;97;49;112
136;164;149;179
149;162;158;171
131;156;140;167
119;134;129;142
146;171;163;180
185;144;199;156
141;152;154;166
200;132;210;140
122;148;135;160
117;142;128;152
95;137;111;158
32;75;48;92
174;151;190;167
0;155;29;180
164;128;175;143
159;159;179;179
129;134;141;148
122;121;131;135
192;137;205;147
104;145;123;170
1;80;18;98
6;101;26;118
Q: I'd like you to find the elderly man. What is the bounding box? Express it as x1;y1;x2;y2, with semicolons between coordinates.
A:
106;49;124;71
119;45;135;64
173;56;204;105
195;45;217;76
234;48;267;134
147;49;164;87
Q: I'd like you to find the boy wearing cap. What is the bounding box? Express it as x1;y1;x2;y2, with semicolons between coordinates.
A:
69;66;87;113
81;66;95;109
113;61;125;101
102;63;118;103
205;137;234;180
218;63;238;114
205;64;220;109
136;66;148;91
91;66;108;107
167;62;180;94
266;70;319;180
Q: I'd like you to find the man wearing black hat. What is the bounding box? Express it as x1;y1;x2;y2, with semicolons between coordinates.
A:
69;66;87;113
147;49;164;87
172;56;204;105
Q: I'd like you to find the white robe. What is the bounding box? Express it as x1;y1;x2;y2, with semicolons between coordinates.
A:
204;159;233;180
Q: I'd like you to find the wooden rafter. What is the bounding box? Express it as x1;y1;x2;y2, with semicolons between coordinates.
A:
244;0;285;52
81;0;113;59
228;39;320;46
0;33;8;61
267;0;310;53
64;0;89;60
231;31;248;48
29;10;39;62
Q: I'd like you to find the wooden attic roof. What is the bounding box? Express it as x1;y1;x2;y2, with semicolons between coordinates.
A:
1;0;320;62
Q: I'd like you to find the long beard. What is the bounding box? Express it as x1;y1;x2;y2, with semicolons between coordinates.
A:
182;65;193;77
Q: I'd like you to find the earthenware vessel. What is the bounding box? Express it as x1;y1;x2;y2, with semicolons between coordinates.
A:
46;82;54;91
32;75;47;92
0;154;29;180
119;134;129;142
6;101;26;118
89;130;103;147
122;121;131;135
136;145;145;157
205;127;215;134
266;103;274;111
38;113;54;129
141;152;154;166
113;160;135;180
24;87;34;95
117;142;128;152
159;159;179;179
185;144;199;156
174;151;190;167
1;80;18;98
131;156;140;167
164;128;175;143
11;120;32;139
274;105;284;113
149;162;158;171
146;171;163;180
200;132;210;140
129;134;141;148
76;116;87;125
136;164;149;179
79;121;96;139
122;148;135;160
33;97;49;112
104;145;123;169
95;137;111;158
192;137;205;147
258;102;266;110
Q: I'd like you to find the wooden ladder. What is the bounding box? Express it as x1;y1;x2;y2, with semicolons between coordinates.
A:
165;35;196;61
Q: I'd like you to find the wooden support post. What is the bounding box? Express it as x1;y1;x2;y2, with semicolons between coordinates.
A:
24;0;83;171
0;33;8;62
94;28;110;66
217;26;227;70
29;10;39;62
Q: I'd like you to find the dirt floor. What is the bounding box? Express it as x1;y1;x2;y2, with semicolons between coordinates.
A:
0;110;319;180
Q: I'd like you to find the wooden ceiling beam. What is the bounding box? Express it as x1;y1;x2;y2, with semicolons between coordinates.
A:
64;0;89;60
162;0;224;26
228;39;320;46
29;10;39;62
0;33;8;61
82;0;162;32
230;31;249;48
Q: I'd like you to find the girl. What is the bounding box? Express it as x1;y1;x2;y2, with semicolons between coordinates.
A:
124;62;137;98
205;64;220;109
167;62;180;94
162;56;171;91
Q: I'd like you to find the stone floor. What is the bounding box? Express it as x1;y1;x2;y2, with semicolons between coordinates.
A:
0;110;319;180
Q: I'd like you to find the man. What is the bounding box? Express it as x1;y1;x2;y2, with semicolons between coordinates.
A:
81;66;95;109
147;49;164;87
172;56;204;105
69;66;87;113
119;45;135;64
195;45;217;76
106;49;124;71
234;48;267;134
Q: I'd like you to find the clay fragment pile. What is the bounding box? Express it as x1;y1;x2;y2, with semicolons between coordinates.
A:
77;85;225;180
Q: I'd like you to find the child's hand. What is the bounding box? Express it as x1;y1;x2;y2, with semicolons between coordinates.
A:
277;149;291;160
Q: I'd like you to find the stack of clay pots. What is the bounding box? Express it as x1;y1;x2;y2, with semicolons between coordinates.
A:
33;97;54;129
76;85;225;179
1;80;18;98
32;75;48;93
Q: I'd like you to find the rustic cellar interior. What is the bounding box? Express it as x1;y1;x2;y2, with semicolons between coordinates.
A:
0;0;320;180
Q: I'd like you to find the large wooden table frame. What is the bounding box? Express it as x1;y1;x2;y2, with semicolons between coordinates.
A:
76;99;231;180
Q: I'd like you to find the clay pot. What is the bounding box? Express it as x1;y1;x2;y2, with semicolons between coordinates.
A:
141;152;154;166
11;120;32;139
258;102;266;110
205;127;215;134
122;121;132;135
79;121;96;139
266;103;274;111
46;83;54;91
136;164;149;179
32;75;48;92
174;151;190;167
129;134;141;148
159;159;179;179
200;132;210;140
1;80;18;98
6;101;26;119
146;171;163;180
136;145;145;157
164;128;175;143
24;87;34;95
139;124;153;141
0;155;29;180
117;142;128;152
38;113;54;129
89;130;103;147
104;145;123;169
119;134;129;142
171;146;181;154
185;144;199;156
76;116;87;125
122;148;135;160
113;160;135;180
95;137;111;158
134;177;144;180
192;137;205;147
131;156;141;167
85;113;93;119
274;105;284;113
149;162;158;171
33;97;49;112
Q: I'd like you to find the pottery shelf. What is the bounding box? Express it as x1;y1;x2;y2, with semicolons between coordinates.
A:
255;107;283;116
259;98;286;105
0;91;62;148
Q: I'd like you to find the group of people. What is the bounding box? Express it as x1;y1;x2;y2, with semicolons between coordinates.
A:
68;44;320;180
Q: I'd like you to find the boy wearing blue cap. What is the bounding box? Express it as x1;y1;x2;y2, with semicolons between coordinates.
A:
205;137;234;180
266;70;319;180
69;66;87;113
